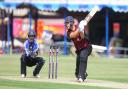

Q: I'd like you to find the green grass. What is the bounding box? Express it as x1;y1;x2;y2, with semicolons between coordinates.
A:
0;79;115;89
88;56;128;83
0;54;128;89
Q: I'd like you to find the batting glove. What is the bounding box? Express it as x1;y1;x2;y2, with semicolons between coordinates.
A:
79;20;87;32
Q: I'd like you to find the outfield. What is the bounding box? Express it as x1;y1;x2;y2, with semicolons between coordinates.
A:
0;54;128;89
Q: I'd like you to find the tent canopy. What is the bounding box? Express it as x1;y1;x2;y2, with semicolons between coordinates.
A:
0;1;128;12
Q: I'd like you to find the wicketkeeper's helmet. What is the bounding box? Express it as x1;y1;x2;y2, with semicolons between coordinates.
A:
65;16;74;25
28;30;36;37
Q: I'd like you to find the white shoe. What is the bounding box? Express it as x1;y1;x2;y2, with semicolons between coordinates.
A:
78;78;83;83
34;75;40;78
21;74;25;78
84;78;87;82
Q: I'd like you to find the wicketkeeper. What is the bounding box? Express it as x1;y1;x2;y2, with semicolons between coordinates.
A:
20;30;45;78
65;16;92;82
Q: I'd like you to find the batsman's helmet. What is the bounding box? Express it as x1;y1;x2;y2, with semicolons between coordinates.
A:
28;30;36;37
65;16;74;25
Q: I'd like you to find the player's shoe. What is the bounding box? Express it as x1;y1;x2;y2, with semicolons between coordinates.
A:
21;74;25;78
77;77;83;83
83;73;88;82
77;73;88;82
33;74;40;78
84;78;87;82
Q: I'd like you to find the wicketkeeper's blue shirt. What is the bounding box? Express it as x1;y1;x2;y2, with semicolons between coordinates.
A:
24;39;39;56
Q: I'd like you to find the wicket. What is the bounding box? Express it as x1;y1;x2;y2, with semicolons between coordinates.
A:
48;46;59;79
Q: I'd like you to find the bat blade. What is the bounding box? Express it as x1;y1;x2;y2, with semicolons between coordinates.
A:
84;6;100;23
89;6;100;17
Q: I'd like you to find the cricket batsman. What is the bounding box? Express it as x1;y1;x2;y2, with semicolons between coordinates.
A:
65;16;92;82
20;30;45;78
65;6;100;82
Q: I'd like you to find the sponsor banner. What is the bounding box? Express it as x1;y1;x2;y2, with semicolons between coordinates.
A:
13;18;64;39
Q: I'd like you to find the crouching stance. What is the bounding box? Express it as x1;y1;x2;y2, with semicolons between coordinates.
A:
20;30;45;78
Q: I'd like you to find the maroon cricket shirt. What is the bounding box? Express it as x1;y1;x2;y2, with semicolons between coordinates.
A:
67;29;89;53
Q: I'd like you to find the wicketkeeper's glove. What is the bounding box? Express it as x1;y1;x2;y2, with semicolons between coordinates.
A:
29;51;38;58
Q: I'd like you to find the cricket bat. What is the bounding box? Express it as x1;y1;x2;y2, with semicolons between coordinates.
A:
83;6;100;24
